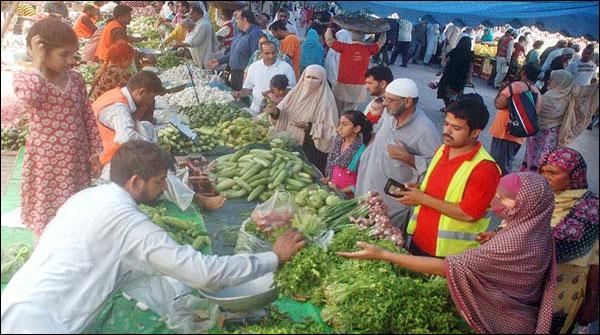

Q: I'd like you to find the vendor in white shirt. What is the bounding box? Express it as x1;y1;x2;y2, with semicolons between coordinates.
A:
233;40;296;116
91;71;222;211
0;140;307;334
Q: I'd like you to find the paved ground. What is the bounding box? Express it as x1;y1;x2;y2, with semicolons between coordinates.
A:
382;61;599;194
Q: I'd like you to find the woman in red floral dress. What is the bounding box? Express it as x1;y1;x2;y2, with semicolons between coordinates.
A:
13;18;103;239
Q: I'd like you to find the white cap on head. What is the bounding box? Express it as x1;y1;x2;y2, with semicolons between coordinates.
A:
385;78;419;98
562;48;575;55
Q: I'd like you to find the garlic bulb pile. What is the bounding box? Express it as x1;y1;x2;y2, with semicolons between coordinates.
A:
164;85;234;107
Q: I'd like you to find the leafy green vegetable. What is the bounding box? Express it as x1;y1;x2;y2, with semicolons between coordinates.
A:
274;245;336;300
78;63;100;85
226;306;327;334
155;52;184;68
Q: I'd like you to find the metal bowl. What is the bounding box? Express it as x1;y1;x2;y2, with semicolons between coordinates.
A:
197;272;278;312
163;80;189;93
137;47;162;57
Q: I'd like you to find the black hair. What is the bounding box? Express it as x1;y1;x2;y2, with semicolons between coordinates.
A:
270;74;289;90
26;18;78;51
110;140;171;186
260;12;270;21
557;40;568;48
128;71;166;94
113;4;132;17
341;110;373;145
221;9;233;20
533;40;544;49
522;63;541;82
364;65;393;84
240;9;257;25
269;20;287;32
168;1;174;5
445;93;489;132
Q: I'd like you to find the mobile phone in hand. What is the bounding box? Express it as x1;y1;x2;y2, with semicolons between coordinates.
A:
384;178;408;197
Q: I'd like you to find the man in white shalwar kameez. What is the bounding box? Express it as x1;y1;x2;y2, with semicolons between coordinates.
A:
1;140;306;334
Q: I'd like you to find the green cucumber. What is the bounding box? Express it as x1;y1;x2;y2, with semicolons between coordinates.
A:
233;177;252;192
247;185;266;201
230;148;249;163
216;178;235;191
241;164;262;180
274;169;288;184
223;189;247;198
252;157;271;167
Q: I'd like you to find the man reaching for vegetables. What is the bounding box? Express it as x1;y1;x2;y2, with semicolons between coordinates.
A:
92;71;223;211
1;141;306;334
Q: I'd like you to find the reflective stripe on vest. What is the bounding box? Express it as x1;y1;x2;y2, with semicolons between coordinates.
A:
91;88;129;166
406;145;501;257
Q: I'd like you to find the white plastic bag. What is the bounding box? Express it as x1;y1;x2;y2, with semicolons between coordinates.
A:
250;190;296;233
163;171;195;212
234;218;273;254
122;275;219;334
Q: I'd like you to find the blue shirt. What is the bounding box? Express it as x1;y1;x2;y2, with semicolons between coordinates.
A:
219;24;263;70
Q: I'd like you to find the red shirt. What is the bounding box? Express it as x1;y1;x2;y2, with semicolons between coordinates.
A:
366;110;381;124
332;41;379;84
412;143;501;256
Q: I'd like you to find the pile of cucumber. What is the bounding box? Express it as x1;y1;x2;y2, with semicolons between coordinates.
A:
213;148;319;202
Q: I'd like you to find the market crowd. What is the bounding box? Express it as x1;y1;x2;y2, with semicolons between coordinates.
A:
1;1;598;334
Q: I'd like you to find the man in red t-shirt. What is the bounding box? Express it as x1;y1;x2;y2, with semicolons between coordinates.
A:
397;94;501;257
325;24;386;114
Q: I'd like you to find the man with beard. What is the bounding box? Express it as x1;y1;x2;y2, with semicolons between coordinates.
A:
363;65;393;124
1;140;306;334
355;78;440;231
398;95;501;257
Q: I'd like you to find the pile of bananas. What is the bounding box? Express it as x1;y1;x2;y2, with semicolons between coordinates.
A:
474;43;497;58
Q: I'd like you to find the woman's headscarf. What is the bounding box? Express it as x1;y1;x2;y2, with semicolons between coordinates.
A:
540;69;574;125
275;65;339;152
300;29;324;69
446;172;556;334
540;148;588;189
558;82;599;147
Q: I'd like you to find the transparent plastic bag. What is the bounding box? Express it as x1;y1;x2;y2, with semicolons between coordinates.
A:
122;275;220;334
250;190;296;234
164;294;220;334
234;218;272;254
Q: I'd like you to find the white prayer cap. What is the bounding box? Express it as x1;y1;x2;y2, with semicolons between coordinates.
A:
562;48;575;55
385;78;419;98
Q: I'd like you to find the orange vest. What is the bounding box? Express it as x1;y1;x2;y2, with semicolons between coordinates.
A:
92;88;130;166
95;20;124;61
74;13;95;39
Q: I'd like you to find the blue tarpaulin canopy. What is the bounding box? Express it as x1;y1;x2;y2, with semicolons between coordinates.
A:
337;1;599;39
